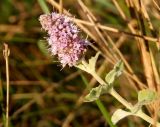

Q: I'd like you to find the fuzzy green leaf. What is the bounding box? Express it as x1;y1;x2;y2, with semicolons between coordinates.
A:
88;52;100;72
114;60;124;77
84;85;108;102
105;60;123;85
76;63;86;72
76;52;100;73
105;69;116;84
138;89;158;105
111;109;132;124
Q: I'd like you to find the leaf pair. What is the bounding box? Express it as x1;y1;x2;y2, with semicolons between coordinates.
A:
111;89;158;124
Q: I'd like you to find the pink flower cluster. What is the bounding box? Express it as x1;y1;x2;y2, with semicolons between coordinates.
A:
39;12;88;67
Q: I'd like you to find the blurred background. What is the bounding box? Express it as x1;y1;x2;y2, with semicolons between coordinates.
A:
1;0;160;127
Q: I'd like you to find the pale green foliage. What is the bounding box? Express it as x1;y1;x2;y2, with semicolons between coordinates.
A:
76;52;100;73
84;85;108;102
105;60;123;85
88;52;100;72
130;89;158;114
111;89;158;124
138;89;158;105
111;109;132;124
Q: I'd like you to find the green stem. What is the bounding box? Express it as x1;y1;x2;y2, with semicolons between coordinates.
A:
109;89;133;110
136;110;160;127
38;0;50;14
96;100;117;127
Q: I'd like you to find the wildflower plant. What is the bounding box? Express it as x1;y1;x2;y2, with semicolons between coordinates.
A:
39;12;160;126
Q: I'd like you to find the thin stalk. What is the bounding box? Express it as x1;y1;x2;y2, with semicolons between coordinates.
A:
96;100;117;127
3;43;10;127
37;0;50;14
109;89;133;110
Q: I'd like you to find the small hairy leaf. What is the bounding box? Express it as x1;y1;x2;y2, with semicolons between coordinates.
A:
105;69;116;84
138;89;158;104
76;52;100;73
111;109;132;124
76;63;86;72
84;85;108;102
105;60;123;85
114;60;124;77
88;52;100;72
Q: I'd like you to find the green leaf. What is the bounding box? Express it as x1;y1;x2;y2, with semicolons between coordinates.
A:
76;63;86;72
105;60;123;85
138;89;158;105
130;89;158;113
105;69;116;84
84;85;108;102
88;52;100;72
114;60;124;77
76;52;100;73
111;109;132;124
37;40;48;56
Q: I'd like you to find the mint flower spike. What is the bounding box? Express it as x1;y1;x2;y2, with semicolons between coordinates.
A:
39;12;88;67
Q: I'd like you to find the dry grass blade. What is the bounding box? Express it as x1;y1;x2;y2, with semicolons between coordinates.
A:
152;0;160;11
59;0;63;14
3;43;10;127
74;18;158;43
77;0;116;63
134;0;155;89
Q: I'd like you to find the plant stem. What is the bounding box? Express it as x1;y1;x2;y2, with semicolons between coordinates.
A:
109;88;133;110
96;100;117;127
3;43;10;127
136;110;160;127
90;70;160;126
